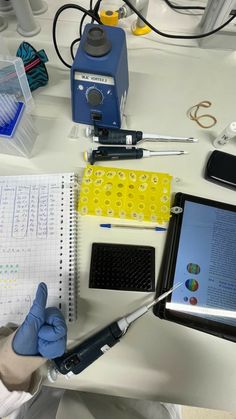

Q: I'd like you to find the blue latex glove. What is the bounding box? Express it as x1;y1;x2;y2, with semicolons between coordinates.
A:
13;282;67;359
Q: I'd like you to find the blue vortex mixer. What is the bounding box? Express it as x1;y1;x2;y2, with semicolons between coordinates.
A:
71;24;129;129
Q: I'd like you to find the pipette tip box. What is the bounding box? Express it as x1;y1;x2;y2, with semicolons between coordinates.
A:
0;100;38;157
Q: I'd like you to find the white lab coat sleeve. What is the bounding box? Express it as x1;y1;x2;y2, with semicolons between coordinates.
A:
0;326;46;418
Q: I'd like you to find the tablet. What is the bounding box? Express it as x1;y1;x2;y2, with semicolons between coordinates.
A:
154;192;236;342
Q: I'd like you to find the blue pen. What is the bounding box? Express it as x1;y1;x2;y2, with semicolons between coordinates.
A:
100;223;167;232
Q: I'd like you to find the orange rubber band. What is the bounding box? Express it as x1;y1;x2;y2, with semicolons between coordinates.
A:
187;101;217;129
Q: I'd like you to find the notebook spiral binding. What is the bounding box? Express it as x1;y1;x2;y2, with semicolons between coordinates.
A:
69;173;79;322
59;174;79;322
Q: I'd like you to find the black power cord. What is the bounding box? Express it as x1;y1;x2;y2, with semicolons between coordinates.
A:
122;0;236;39
53;2;236;68
70;0;102;60
70;37;80;61
163;0;205;11
52;4;101;68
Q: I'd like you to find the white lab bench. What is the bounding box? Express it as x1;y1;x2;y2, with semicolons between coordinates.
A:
1;0;236;412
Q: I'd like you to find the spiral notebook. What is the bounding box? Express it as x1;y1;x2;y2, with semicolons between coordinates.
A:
0;172;78;326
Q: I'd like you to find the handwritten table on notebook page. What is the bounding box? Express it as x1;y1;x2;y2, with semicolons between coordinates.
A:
0;173;78;325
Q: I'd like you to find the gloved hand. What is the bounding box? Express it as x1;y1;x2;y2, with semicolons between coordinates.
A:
12;282;67;359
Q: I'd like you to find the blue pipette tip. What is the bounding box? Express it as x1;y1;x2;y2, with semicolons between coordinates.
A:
154;227;167;231
100;224;111;228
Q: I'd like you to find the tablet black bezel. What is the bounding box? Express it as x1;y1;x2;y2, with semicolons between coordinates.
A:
154;192;236;342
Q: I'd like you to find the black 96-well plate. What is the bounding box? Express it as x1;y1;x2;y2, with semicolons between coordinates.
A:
89;243;155;292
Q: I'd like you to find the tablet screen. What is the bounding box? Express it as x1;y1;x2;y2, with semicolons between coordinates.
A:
166;200;236;326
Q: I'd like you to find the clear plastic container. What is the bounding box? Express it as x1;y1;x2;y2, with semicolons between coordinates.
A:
0;56;34;111
0;54;37;157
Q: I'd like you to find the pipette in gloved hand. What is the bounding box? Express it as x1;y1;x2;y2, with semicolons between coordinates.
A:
86;125;198;145
51;282;182;378
84;146;188;164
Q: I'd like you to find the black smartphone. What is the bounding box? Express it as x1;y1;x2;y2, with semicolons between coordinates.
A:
205;150;236;189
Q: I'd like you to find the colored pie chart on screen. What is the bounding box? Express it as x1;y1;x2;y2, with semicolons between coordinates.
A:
185;279;199;292
187;263;200;274
189;297;198;305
